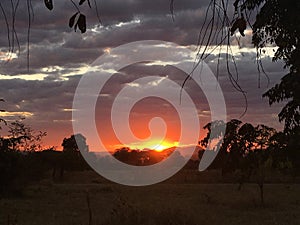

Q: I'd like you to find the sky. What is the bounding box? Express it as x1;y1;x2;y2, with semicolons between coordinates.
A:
0;0;287;151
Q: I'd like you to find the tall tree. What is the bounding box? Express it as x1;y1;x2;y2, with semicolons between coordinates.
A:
235;0;300;133
60;133;89;178
170;0;300;133
62;133;89;153
200;119;283;204
5;117;47;152
200;119;243;175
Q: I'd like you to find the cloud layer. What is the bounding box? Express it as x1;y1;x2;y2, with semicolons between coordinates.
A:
0;0;287;149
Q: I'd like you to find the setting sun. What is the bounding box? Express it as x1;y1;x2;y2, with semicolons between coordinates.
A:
123;139;178;152
150;140;178;152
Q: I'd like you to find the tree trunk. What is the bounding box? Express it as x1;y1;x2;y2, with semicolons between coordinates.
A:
52;165;56;180
86;191;92;225
59;166;64;179
237;182;243;191
259;183;264;205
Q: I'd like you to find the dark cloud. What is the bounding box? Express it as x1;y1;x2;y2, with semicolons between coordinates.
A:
0;0;287;148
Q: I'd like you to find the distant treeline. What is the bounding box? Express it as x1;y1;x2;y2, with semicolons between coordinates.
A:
0;118;299;202
0;131;90;196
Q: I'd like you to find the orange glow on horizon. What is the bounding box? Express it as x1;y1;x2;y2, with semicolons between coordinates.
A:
127;139;178;152
95;96;183;152
151;140;178;152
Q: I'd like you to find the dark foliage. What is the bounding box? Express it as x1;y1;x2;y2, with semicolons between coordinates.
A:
44;0;53;11
112;147;176;166
0;132;91;197
199;119;295;204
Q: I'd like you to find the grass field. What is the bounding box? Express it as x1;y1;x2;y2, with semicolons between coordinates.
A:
1;170;300;225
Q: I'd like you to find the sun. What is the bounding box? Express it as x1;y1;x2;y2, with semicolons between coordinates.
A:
150;141;177;152
151;144;167;152
126;139;178;152
104;47;111;54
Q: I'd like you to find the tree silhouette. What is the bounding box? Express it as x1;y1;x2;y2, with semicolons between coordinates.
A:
0;119;48;195
0;117;46;152
60;133;89;178
200;119;243;175
113;147;172;166
62;133;88;153
200;119;291;204
7;117;47;152
250;0;300;134
250;124;276;205
172;0;300;135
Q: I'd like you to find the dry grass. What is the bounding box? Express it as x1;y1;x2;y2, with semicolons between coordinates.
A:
0;170;299;225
